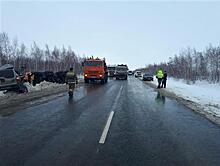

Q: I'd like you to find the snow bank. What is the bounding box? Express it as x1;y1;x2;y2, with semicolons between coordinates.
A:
0;91;5;97
152;77;220;118
24;81;66;92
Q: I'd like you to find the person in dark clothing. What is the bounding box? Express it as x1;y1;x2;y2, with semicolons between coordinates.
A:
162;71;167;88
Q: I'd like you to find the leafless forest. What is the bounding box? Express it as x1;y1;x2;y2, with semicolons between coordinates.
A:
143;46;220;83
0;32;83;74
1;32;220;83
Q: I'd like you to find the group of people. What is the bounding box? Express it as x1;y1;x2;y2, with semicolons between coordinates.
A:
156;69;167;89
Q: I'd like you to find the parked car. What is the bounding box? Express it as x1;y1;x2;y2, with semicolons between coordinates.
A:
143;73;154;81
0;64;20;91
134;71;142;77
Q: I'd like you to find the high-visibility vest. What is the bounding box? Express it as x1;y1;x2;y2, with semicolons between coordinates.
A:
156;70;164;79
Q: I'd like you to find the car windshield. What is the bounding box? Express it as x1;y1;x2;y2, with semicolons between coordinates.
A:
0;69;14;78
84;61;103;67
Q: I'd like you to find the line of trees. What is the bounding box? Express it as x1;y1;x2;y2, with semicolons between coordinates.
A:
143;46;220;83
0;32;83;74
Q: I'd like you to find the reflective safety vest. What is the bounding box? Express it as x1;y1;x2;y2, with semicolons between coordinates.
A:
156;70;164;79
66;71;76;82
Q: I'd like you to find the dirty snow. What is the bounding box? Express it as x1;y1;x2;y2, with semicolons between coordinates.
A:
0;91;5;97
24;81;65;92
152;77;220;118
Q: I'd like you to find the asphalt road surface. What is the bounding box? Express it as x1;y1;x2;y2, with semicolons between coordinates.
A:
1;77;220;166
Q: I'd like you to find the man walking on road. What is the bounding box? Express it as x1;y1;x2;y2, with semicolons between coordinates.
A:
162;70;167;88
156;69;164;89
66;67;78;95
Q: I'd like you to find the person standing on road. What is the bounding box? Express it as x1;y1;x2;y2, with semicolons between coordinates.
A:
162;70;167;88
66;67;78;83
156;69;164;89
66;67;78;89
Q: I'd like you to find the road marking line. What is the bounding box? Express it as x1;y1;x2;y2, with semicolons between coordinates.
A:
99;111;115;144
99;86;123;144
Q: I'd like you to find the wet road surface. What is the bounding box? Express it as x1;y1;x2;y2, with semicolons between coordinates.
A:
1;77;220;166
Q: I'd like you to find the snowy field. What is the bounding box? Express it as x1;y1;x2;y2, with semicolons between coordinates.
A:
151;77;220;118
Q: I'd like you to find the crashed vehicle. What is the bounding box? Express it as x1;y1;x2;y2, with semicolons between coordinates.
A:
32;72;46;86
54;71;68;84
0;64;27;93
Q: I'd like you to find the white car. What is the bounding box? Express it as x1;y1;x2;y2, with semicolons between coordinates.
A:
134;71;142;77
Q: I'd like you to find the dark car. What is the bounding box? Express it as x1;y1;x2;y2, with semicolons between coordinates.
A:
143;73;154;81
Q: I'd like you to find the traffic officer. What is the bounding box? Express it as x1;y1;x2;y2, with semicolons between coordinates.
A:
156;69;164;89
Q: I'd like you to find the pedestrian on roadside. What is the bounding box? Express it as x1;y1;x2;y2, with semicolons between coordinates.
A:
156;69;164;89
162;70;167;88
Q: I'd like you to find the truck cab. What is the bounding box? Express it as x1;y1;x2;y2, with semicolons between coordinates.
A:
83;57;108;84
107;66;116;77
115;64;128;80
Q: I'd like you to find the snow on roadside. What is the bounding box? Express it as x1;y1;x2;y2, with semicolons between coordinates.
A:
0;91;5;97
152;76;220;118
24;81;66;92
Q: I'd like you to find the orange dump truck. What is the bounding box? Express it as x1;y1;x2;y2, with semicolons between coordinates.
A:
82;57;108;84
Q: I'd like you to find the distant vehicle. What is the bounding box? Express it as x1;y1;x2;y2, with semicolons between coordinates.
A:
134;71;142;77
143;73;154;81
0;64;20;91
107;66;116;77
82;57;108;84
115;64;128;80
128;70;133;75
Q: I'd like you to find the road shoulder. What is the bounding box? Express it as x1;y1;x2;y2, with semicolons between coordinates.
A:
0;82;83;110
140;79;220;126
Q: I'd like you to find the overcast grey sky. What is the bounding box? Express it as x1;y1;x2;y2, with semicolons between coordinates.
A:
1;1;220;69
